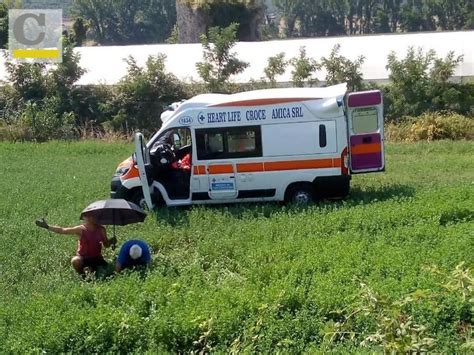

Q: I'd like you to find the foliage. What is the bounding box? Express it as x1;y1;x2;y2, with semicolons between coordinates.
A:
298;0;346;37
321;44;365;92
290;46;319;87
271;0;474;39
72;0;177;45
4;40;84;106
17;99;76;142
263;52;287;87
176;0;264;43
0;141;473;352
384;47;464;121
207;1;261;40
70;84;116;130
108;54;188;134
196;23;249;93
72;17;88;46
324;263;474;352
166;24;179;44
0;3;8;49
273;0;302;37
259;21;279;41
0;1;22;48
1;38;85;141
323;282;435;352
386;112;474;142
180;0;261;8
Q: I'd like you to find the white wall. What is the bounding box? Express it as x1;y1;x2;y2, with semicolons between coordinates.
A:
1;31;473;85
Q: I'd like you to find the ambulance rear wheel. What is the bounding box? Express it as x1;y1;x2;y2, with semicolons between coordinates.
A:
285;183;314;205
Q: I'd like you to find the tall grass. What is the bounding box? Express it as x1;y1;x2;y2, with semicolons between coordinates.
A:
0;140;472;352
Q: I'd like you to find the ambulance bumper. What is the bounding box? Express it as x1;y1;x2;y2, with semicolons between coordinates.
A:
110;175;130;199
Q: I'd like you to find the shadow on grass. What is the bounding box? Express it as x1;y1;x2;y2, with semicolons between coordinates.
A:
155;206;192;227
152;183;416;226
346;183;416;204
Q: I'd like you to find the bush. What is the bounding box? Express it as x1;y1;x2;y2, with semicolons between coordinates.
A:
17;99;76;142
0;39;86;141
384;48;465;121
106;54;188;135
385;112;474;142
196;23;249;93
290;46;319;87
321;44;365;92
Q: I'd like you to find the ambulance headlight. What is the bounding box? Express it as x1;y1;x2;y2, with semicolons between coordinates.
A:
115;167;129;175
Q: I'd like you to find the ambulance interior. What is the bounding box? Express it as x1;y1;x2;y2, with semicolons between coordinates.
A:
148;127;192;200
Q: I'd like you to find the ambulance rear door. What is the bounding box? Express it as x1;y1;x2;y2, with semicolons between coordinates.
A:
346;90;385;173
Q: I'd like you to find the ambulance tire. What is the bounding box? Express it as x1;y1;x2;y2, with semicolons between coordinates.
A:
285;183;315;205
130;190;148;209
130;188;162;210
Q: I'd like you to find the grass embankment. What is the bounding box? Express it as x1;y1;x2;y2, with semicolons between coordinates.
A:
0;141;472;352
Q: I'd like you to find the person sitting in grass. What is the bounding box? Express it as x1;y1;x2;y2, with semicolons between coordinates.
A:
35;212;116;275
116;239;151;273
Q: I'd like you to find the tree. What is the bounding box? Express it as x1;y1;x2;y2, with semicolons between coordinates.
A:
0;0;22;49
110;54;187;133
385;47;464;120
290;46;319;87
429;0;474;30
2;37;85;141
72;17;87;46
321;44;365;92
273;0;304;37
196;23;249;93
399;0;435;32
299;0;347;37
73;0;177;45
176;0;264;43
0;3;8;49
3;36;85;113
264;52;288;87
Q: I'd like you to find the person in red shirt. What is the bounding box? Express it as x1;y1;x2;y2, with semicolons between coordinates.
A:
171;153;191;170
35;213;116;275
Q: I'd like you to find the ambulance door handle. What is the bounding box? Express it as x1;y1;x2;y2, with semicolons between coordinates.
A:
363;137;372;144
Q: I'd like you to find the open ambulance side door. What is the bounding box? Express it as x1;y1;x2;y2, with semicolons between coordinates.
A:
346;90;385;174
134;132;154;209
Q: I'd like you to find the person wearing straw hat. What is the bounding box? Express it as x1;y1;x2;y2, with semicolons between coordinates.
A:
35;212;117;275
115;239;151;273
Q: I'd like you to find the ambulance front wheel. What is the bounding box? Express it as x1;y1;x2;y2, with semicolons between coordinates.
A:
130;188;161;209
131;190;148;209
285;183;315;205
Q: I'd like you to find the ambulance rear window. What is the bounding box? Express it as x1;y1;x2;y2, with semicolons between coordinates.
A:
352;107;378;134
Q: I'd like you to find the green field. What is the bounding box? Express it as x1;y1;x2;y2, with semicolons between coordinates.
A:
0;141;473;352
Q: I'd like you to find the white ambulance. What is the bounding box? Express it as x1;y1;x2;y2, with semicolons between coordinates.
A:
110;83;385;209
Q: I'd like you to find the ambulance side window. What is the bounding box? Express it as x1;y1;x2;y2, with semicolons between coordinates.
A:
196;126;262;160
228;130;256;153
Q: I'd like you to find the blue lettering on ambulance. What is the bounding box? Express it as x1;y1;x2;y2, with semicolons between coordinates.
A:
272;106;304;119
206;111;241;124
246;109;266;121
